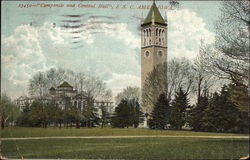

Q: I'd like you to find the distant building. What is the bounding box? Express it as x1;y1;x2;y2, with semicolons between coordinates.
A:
15;81;115;116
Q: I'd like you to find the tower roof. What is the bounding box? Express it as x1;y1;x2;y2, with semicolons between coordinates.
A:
143;2;166;25
58;81;73;88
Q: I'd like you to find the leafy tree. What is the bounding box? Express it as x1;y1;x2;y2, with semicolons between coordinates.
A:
0;94;20;129
16;103;31;127
28;102;49;128
169;88;189;130
148;93;169;129
54;107;64;128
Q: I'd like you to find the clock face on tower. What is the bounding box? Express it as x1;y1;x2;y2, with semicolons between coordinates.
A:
158;50;163;57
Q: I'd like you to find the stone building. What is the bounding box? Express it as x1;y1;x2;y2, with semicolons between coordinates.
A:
141;2;168;114
15;81;114;116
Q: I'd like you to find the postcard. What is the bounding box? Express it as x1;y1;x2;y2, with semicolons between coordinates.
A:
1;0;249;159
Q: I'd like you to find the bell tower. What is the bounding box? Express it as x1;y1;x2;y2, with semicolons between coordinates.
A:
141;2;168;114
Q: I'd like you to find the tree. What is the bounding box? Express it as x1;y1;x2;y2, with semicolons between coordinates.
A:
200;1;249;87
189;94;209;131
100;105;110;128
16;102;31;127
115;86;140;105
202;85;248;133
169;88;189;130
142;63;168;114
28;72;49;98
111;99;135;128
28;68;112;102
130;98;144;128
148;93;169;129
0;94;20;129
167;58;194;100
81;96;100;127
28;102;49;128
229;83;249;113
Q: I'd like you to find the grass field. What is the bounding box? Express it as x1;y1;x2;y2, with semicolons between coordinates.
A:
1;127;248;138
1;127;249;159
2;137;249;159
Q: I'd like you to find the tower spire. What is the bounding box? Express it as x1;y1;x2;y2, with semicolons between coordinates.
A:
142;1;166;25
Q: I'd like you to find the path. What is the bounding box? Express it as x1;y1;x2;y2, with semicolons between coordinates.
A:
1;135;248;140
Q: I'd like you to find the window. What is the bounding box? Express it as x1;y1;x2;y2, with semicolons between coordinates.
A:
144;51;150;57
158;50;163;57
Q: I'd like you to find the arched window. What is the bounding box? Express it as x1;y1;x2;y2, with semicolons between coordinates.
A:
162;30;165;46
159;29;162;45
156;28;158;45
143;30;146;46
149;29;151;45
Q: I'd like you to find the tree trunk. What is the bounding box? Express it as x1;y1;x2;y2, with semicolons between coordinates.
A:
1;117;5;129
76;120;80;128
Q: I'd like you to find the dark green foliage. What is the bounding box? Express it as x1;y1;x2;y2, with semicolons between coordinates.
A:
202;85;248;133
111;99;143;128
111;100;133;128
229;83;248;113
189;85;249;133
189;95;209;131
169;88;189;130
17;101;84;128
133;98;144;128
81;97;100;127
148;93;169;129
100;105;110;128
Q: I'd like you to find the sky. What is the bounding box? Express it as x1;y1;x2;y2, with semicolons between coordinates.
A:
1;1;222;99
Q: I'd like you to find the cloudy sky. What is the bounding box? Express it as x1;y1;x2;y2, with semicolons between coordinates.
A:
1;1;221;99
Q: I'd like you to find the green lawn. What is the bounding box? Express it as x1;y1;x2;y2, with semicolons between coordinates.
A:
1;127;248;138
2;137;249;159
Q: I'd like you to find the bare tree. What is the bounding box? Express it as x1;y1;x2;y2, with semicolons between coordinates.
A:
167;58;194;100
191;50;219;101
141;63;167;113
200;1;249;86
141;58;194;113
28;72;49;98
115;86;140;104
28;68;112;102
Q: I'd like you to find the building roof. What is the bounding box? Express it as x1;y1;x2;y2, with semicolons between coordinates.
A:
58;81;73;88
143;2;166;25
49;87;56;91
